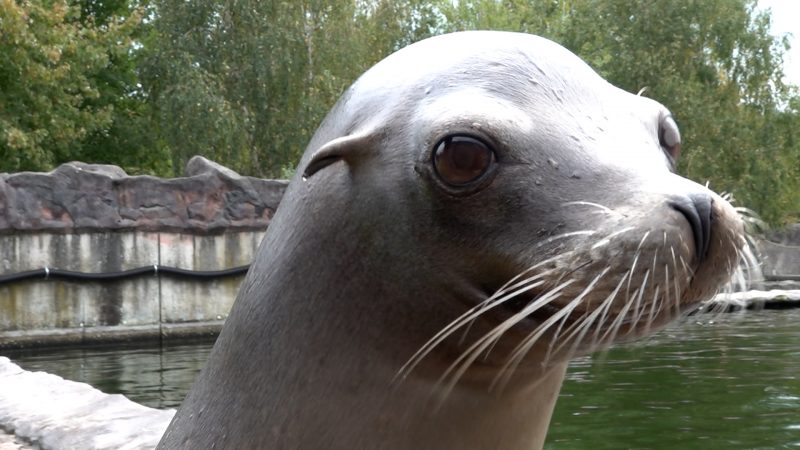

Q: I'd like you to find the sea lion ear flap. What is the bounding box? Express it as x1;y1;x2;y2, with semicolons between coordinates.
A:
302;133;373;179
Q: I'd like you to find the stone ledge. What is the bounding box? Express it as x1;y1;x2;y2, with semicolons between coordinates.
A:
0;321;223;350
709;289;800;311
0;156;288;235
0;357;172;450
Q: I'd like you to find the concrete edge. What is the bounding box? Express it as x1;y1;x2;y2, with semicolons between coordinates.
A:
0;321;223;350
0;357;174;450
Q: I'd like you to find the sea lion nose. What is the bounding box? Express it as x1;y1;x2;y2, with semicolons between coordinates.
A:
669;193;712;264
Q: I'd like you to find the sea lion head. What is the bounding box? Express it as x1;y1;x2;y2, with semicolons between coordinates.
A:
297;31;745;388
158;30;750;450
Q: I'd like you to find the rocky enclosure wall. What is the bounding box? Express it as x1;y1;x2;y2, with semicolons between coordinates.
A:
0;156;286;234
0;157;285;348
757;224;800;289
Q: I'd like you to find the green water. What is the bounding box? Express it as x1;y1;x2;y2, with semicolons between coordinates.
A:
5;309;800;449
547;308;800;450
4;338;215;410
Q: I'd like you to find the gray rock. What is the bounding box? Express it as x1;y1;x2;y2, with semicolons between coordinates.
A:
0;157;288;234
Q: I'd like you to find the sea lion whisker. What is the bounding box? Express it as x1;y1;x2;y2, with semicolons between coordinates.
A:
458;280;579;367
678;254;694;278
624;251;641;306
486;250;579;304
494;267;612;390
635;231;653;252
733;206;766;227
670;245;678;274
722;250;744;296
437;280;577;401
668;244;682;311
544;307;590;360
556;272;630;359
400;251;580;382
479;274;587;358
591;271;636;346
643;283;661;336
397;276;551;382
622;231;651;302
459;270;557;345
492;232;596;285
599;269;649;345
534;230;598;247
492;297;582;392
515;268;611;361
588;266;634;347
557;259;594;281
600;276;651;344
629;249;659;327
591;226;637;250
736;241;760;290
741;241;758;271
667;257;679;316
544;266;612;356
741;247;758;286
605;226;638;241
561;201;619;217
596;288;639;348
494;257;567;296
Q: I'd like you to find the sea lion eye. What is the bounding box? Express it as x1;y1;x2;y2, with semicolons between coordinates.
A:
659;115;681;163
433;135;496;186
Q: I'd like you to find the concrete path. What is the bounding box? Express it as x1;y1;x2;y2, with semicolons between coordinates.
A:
0;357;173;450
0;431;33;450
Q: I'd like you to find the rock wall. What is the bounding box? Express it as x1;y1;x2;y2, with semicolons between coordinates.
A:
0;156;287;234
756;224;800;289
0;158;282;348
0;230;264;348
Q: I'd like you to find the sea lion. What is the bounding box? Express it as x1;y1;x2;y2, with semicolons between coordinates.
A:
157;31;745;449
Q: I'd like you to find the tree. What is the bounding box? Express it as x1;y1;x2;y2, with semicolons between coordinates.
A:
140;0;442;177
0;0;165;174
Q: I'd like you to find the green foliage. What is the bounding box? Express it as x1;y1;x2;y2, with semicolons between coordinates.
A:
139;0;441;177
0;0;168;174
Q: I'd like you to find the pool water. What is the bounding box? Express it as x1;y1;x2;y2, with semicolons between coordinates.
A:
4;309;799;449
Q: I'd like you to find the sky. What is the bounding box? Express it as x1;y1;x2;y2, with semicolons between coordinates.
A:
758;0;799;86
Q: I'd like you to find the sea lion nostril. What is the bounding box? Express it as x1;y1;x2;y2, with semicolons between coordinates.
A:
669;193;713;264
